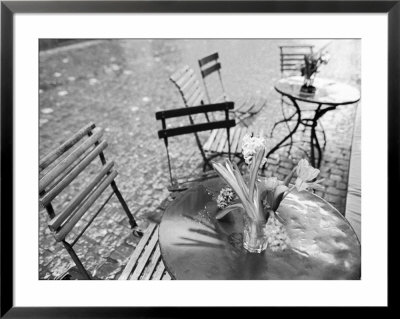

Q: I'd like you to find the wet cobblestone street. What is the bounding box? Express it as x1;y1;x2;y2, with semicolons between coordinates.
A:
39;39;360;279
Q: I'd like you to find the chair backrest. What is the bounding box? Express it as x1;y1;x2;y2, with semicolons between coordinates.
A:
279;45;314;76
170;65;206;108
155;102;235;186
39;123;136;264
169;65;216;162
198;52;227;104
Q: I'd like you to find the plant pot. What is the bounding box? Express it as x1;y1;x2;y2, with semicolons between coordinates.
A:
300;84;316;94
301;75;317;94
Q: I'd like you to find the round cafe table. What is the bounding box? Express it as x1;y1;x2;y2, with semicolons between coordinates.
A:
159;178;361;280
269;76;360;168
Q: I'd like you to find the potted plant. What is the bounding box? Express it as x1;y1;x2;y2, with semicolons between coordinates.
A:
300;51;330;93
213;134;323;253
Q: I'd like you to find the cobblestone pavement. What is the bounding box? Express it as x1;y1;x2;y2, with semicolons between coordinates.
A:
39;39;360;279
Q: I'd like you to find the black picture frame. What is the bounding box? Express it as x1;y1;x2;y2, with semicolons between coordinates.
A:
1;1;395;317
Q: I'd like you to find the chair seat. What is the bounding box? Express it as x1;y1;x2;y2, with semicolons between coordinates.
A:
203;126;258;155
221;95;267;116
235;96;267;115
119;223;171;280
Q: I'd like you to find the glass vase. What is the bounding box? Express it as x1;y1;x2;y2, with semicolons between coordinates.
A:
301;74;316;93
242;215;268;253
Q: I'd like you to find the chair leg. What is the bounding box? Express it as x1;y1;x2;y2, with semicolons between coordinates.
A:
203;153;219;172
62;241;91;280
110;181;142;237
203;161;213;172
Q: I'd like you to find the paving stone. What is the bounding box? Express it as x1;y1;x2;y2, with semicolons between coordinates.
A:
330;174;342;182
324;194;342;203
314;190;325;198
274;172;286;181
262;170;273;177
277;167;292;176
336;159;349;167
330;167;343;175
336;182;348;190
280;161;293;169
94;259;122;279
109;244;133;262
326;186;344;196
101;233;118;247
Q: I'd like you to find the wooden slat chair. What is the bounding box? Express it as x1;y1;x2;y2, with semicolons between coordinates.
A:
39;122;148;280
170;65;206;108
155;102;253;191
198;52;267;126
118;188;190;280
118;104;244;280
118;223;171;280
169;67;255;165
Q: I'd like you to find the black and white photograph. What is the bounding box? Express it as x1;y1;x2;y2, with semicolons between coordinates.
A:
38;38;361;280
2;1;394;313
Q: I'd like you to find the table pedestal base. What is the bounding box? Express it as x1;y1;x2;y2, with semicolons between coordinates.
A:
268;96;335;168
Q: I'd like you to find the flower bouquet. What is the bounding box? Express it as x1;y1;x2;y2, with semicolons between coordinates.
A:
300;51;330;94
213;134;323;253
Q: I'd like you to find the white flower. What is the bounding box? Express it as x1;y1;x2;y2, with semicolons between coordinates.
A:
295;159;322;192
241;134;268;165
320;52;330;64
264;177;279;191
264;216;290;251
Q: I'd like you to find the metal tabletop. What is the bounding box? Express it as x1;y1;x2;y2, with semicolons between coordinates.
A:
159;178;361;280
274;76;360;106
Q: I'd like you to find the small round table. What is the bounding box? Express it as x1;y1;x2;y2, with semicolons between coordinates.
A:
269;76;360;168
159;178;361;280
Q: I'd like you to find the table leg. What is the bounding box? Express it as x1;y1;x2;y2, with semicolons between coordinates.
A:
310;104;337;168
310;122;316;167
310;120;323;168
265;96;301;166
267;98;338;170
316;134;322;168
270;98;297;139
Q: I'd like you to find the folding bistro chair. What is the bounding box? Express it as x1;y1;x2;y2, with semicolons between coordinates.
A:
156;102;257;191
198;52;267;126
169;65;255;158
39;123;166;280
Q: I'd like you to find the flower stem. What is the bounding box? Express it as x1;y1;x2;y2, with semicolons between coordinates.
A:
283;166;297;186
283;185;296;199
